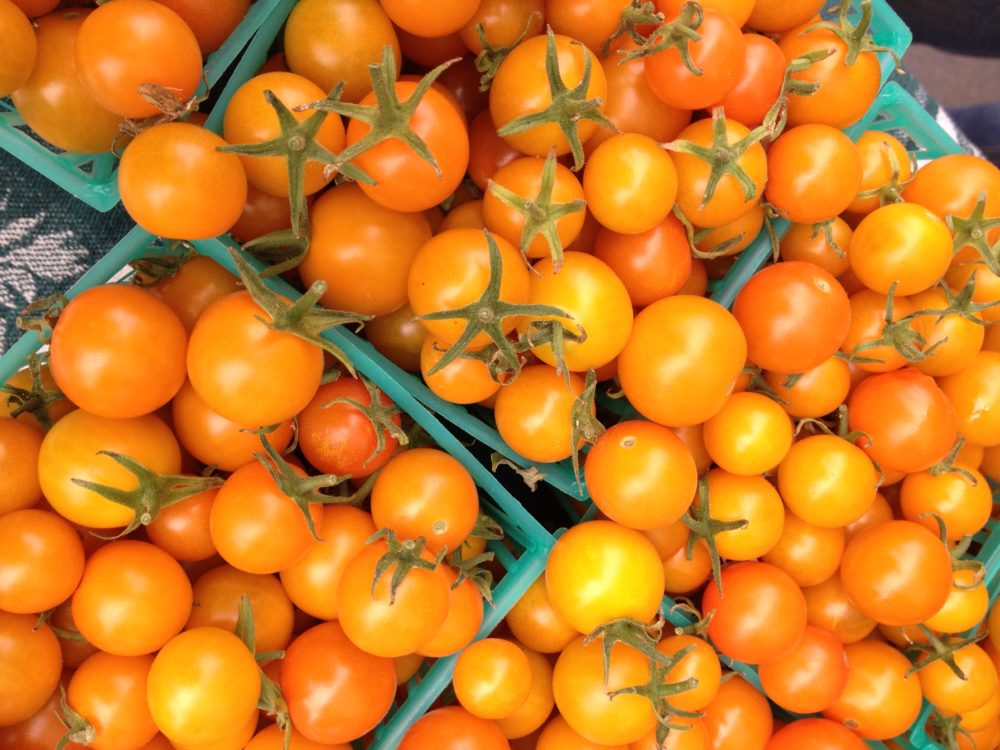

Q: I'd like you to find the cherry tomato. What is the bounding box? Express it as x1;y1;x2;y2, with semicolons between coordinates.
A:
658;634;722;712
900;465;992;541
146;627;260;748
72;540;192;656
365;303;427;372
822;639;923;740
909;286;986;377
839;520;953;627
758;626;849;714
494;365;587;463
399;706;511;750
38;409;182;529
584;420;697;530
924;568;989;635
0;509;84;614
710;33;784;128
762;511;845;588
421;335;502;404
938;351;1000;448
297;376;401;478
120;123;248;240
504;575;578;654
765;718;867;750
765;124;862;224
644;9;745;110
371;447;479;553
0;418;43;515
453;638;533;720
847;368;958;473
746;0;823;32
0;612;61;727
619;295;747;427
66;652;158;750
702;561;808;665
146;488;218;562
50;284;187;419
223;72;346;197
0;0;35;97
418;565;484;657
920;642;998;715
703;392;793;475
140;255;241;335
702;674;773;750
846;131;913;215
702;469;785;561
282;621;396;743
246;724;351;750
75;0;202;118
764;356;852;419
545;520;665;634
779;218;853;277
802;573;877;645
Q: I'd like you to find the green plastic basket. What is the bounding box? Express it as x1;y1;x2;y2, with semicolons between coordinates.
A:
0;225;554;750
0;0;290;212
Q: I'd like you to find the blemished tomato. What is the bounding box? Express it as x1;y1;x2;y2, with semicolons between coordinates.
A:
297;376;401;478
669;116;767;228
187;290;324;427
483;156;586;260
399;706;511;750
0;509;84;614
11;10;122;153
408;228;530;348
839;520;953;627
494;365;588;464
146;627;260;748
347;80;469;213
847;368;958;473
519;251;634;372
187;564;294;653
710;33;784;128
758;626;849;715
504;575;578;654
762;512;845;588
703;392;793;476
0;0;35;97
552;636;657;745
282;621;396;744
49;284;187;419
72;540;192;656
171;380;294;473
152;0;249;54
66;652;158;750
848;202;952;295
0;612;61;727
586;39;692;155
223;72;347;197
302;183;431;316
702;674;773;750
592;214;693;308
702;561;808;665
583;134;677;235
779;218;853;277
765;124;863;224
777;434;878;528
822;639;923;740
779;21;881;129
490;32;607;158
283;0;400;103
900;465;992;541
619;295;747;427
38;409;182;529
453;638;533;720
644;8;745;110
371;448;479;553
938;351;1000;448
732;261;850;374
702;469;785;561
765;718;867;750
337;539;451;657
584;420;697;530
210;459;322;574
545;520;665;634
74;0;202;118
120;123;248;240
0;418;43;515
764;356;852;419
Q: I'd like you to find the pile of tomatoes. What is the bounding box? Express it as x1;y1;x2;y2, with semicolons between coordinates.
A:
2;0;1000;749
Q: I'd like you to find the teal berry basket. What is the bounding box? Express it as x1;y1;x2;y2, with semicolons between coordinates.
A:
0;225;554;750
0;0;292;212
